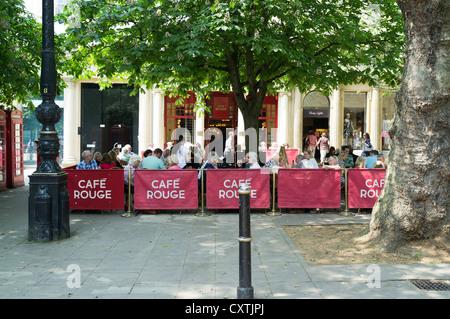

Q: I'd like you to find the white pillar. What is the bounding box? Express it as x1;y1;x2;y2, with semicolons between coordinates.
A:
329;88;342;149
293;88;302;150
237;108;245;147
138;89;152;154
195;108;205;147
61;79;79;167
152;89;164;149
277;91;290;146
370;88;381;151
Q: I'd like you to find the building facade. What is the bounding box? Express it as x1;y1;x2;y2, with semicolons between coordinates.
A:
60;77;397;167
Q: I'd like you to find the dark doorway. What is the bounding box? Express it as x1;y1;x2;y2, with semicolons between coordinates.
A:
207;119;234;157
81;83;139;155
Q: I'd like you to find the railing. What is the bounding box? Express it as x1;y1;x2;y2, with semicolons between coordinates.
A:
62;168;385;214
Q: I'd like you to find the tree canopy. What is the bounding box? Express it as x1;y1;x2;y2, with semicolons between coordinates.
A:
0;0;41;109
60;0;404;113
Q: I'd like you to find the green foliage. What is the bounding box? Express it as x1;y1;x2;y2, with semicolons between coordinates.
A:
60;0;404;117
0;0;67;110
0;0;41;109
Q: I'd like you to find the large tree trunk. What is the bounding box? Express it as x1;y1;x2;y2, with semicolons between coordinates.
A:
367;0;449;252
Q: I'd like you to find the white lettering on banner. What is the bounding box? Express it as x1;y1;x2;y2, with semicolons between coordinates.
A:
74;178;112;199
73;190;112;199
147;190;186;199
147;179;185;200
220;178;257;199
218;189;257;199
365;179;384;188
151;179;180;189
78;179;107;189
361;178;384;198
223;178;253;189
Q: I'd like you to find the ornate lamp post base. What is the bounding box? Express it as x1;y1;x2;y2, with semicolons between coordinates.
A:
28;0;70;242
28;173;70;242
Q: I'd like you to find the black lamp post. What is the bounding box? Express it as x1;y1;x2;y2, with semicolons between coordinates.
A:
28;0;70;242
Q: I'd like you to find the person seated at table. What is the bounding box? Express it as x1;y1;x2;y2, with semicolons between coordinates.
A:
263;153;279;169
278;146;289;168
123;144;135;155
168;154;182;169
293;154;304;168
118;146;131;166
341;145;354;168
323;155;342;169
198;152;219;174
161;148;170;166
323;155;345;184
143;149;153;158
247;152;260;169
373;154;386;169
185;145;202;169
338;152;349;168
198;152;219;189
76;150;99;169
354;156;367;168
109;149;122;168
236;153;250;168
323;146;336;164
302;149;319;168
122;154;141;217
294;154;315;169
141;148;166;169
365;150;379;168
99;153;116;169
93;152;102;166
123;154;141;189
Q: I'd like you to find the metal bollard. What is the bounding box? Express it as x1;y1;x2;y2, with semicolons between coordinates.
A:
237;183;254;299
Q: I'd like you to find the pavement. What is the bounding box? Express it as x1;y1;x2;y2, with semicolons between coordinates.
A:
0;171;449;300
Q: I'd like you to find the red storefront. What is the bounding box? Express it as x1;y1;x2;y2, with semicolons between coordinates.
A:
164;91;277;148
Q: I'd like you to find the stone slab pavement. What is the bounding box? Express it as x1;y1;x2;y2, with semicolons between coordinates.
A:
0;185;449;300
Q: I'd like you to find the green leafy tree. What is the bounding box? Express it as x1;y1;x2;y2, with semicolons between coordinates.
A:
60;0;404;150
0;0;41;109
0;0;67;110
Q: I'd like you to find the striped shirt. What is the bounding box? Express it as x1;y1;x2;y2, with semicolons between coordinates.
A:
76;160;99;170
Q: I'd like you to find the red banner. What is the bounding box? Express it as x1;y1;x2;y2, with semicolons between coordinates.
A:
206;169;270;209
278;169;341;208
348;169;385;208
134;169;198;210
66;169;124;210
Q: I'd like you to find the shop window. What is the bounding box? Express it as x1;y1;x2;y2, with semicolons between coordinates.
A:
343;92;367;150
303;91;330;140
23;105;64;166
259;96;277;147
81;83;139;155
165;93;196;145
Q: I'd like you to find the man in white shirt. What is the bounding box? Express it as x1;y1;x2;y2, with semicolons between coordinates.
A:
224;130;236;164
302;149;319;168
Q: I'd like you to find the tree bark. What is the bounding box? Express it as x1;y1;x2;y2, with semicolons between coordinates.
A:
225;45;267;158
367;0;450;252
